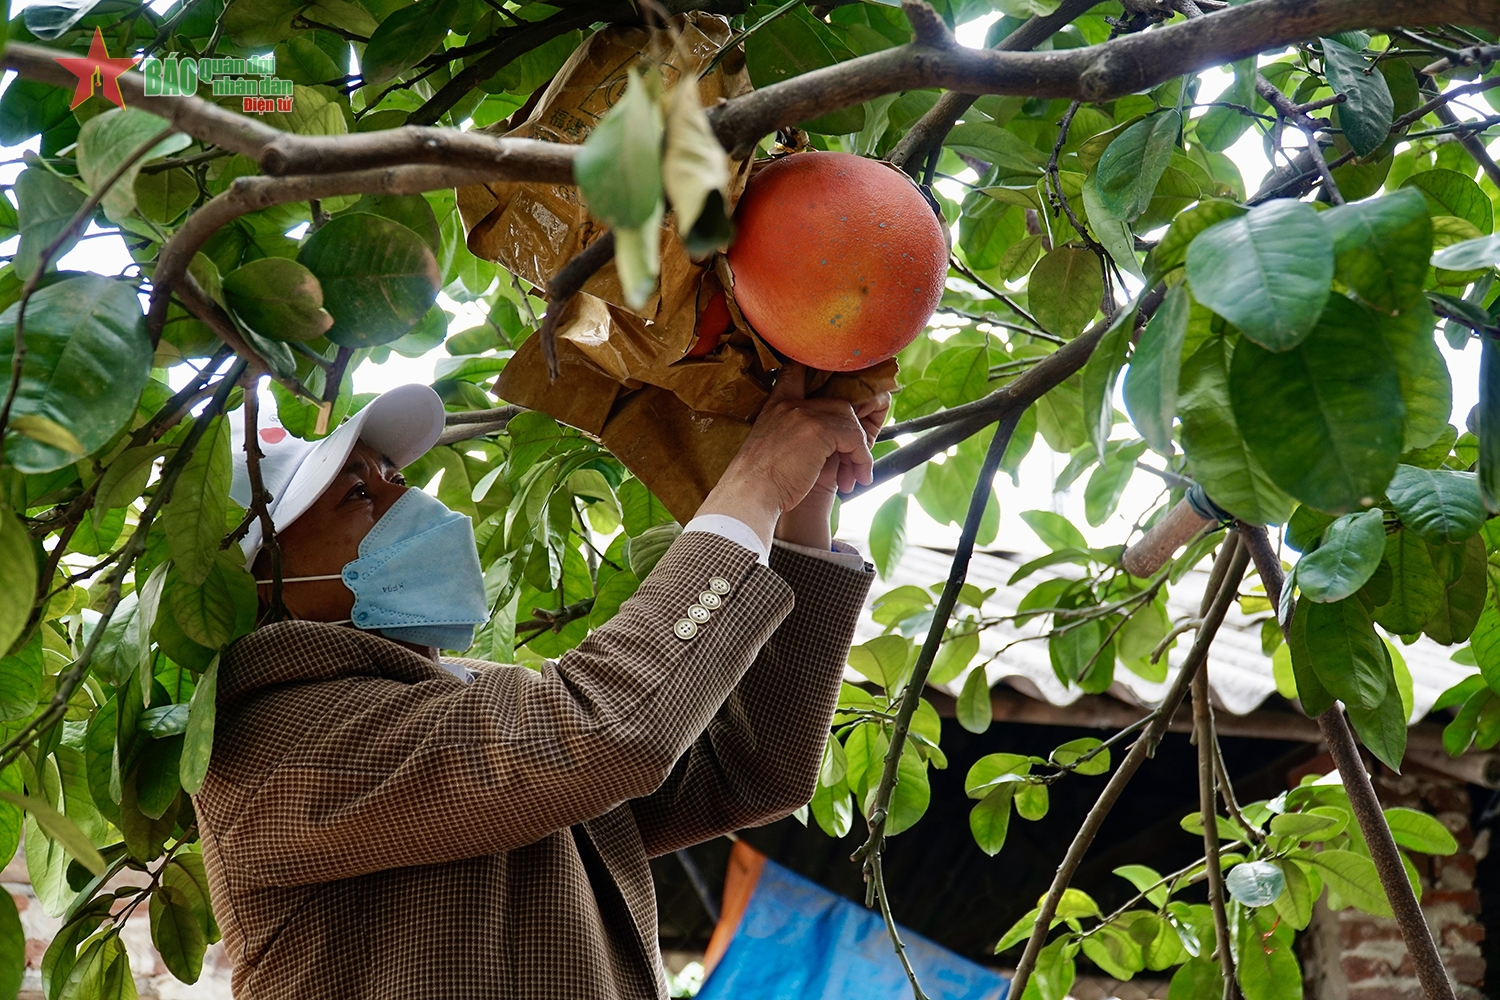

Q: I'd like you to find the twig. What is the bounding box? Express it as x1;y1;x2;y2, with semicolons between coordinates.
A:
537;233;617;380
948;257;1049;335
851;409;1022;1000
701;0;802;78
0;126;179;465
1430;99;1500;187
1192;617;1239;999
1213;740;1262;844
242;379;286;622
1007;535;1250;1000
1236;521;1457;1000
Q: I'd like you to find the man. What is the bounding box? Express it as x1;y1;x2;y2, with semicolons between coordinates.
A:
194;366;886;999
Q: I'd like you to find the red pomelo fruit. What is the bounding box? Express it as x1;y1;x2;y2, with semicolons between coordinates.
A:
725;151;947;371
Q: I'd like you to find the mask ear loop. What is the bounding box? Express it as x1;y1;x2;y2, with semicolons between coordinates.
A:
252;574;354;626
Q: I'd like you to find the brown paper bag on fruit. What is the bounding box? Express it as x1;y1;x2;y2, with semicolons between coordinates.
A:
457;14;897;523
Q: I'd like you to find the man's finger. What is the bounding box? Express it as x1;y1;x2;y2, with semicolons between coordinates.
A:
769;363;808;402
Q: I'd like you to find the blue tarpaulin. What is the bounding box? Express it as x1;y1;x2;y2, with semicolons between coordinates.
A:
697;858;1010;1000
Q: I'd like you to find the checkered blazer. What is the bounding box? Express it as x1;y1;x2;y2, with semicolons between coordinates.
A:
194;532;873;999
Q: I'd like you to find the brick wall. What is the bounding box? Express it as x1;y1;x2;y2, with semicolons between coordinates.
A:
1301;769;1487;1000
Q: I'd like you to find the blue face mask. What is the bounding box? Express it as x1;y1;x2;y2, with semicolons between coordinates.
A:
265;488;489;651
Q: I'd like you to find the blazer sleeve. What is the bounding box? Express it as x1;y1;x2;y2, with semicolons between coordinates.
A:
629;542;874;857
208;532;795;889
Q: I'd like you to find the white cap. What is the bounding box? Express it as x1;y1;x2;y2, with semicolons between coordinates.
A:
229;384;446;566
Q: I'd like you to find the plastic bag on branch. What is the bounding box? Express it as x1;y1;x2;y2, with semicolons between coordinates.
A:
457;14;898;522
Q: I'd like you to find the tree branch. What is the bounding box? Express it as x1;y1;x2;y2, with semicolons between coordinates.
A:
709;0;1500;158
146;166;506;341
887;0;1100;173
241;378;287;622
537;233;617;379
1006;535;1250;1000
1236;521;1458;1000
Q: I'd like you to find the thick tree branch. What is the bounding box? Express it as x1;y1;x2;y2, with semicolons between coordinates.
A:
260;130;579;180
1237;521;1458;1000
146;166;504;340
887;0;1100;173
436;405;525;445
709;0;1500;158
1007;535;1251;1000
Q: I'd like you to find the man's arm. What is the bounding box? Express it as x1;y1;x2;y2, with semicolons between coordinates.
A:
629;542;873;857
208;532;794;889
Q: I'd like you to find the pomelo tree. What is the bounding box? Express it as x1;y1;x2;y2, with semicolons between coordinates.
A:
0;0;1497;997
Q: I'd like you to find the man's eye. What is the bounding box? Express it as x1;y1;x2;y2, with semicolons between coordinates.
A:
348;483;371;502
391;473;407;487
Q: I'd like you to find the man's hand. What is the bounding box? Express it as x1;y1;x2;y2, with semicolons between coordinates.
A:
695;365;889;551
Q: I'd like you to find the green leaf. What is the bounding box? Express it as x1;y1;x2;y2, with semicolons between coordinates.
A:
1374;531;1443;635
1230;297;1404;514
1080;172;1143;280
625;522;680;579
1081;923;1144;981
10;414;83;455
847;634;912;692
929;629;979;686
1051;737;1110;776
1234;907;1301;1000
1381;303;1452;453
929;344;991;407
879;742;930;836
179;654;219;795
0;888;20;1000
1084;440;1148;527
1034;936;1077;1000
957;666;991;734
1346;682;1408;772
1114;864;1169;907
76;108;191;223
150;884;205;984
1403;169;1492;235
360;0;460;86
868;493;907;579
1194;59;1255;151
1423;535;1487;645
995;907;1039;954
0;634;41;723
1385;465;1484;544
13;167;85;280
744;4;865;134
1170;960;1224;1000
164;415;232;587
969;782;1015;855
1145;199;1244;282
574;67;663;229
0;275;150;474
222;257;335;343
1178;336;1294;525
297;213;440;348
1302;598;1390;709
0;80;73;145
1431;232;1500;270
1322;188;1431;314
1081;305;1136;459
0;791;105;875
1384;806;1458;855
1096;110;1180;221
1186;200;1333;351
1481;337;1500;514
1308;848;1392;916
1296;509;1386;603
0;508;37;657
1020;509;1088;551
1271;812;1341;841
1028;246;1103;339
167;553;257;649
1320;37;1394;157
1124;282;1189;456
1273;860;1318;930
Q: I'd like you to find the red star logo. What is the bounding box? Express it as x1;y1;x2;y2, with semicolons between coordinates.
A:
54;28;139;110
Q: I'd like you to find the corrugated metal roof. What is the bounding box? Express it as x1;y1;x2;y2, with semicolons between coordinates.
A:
854;544;1480;724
